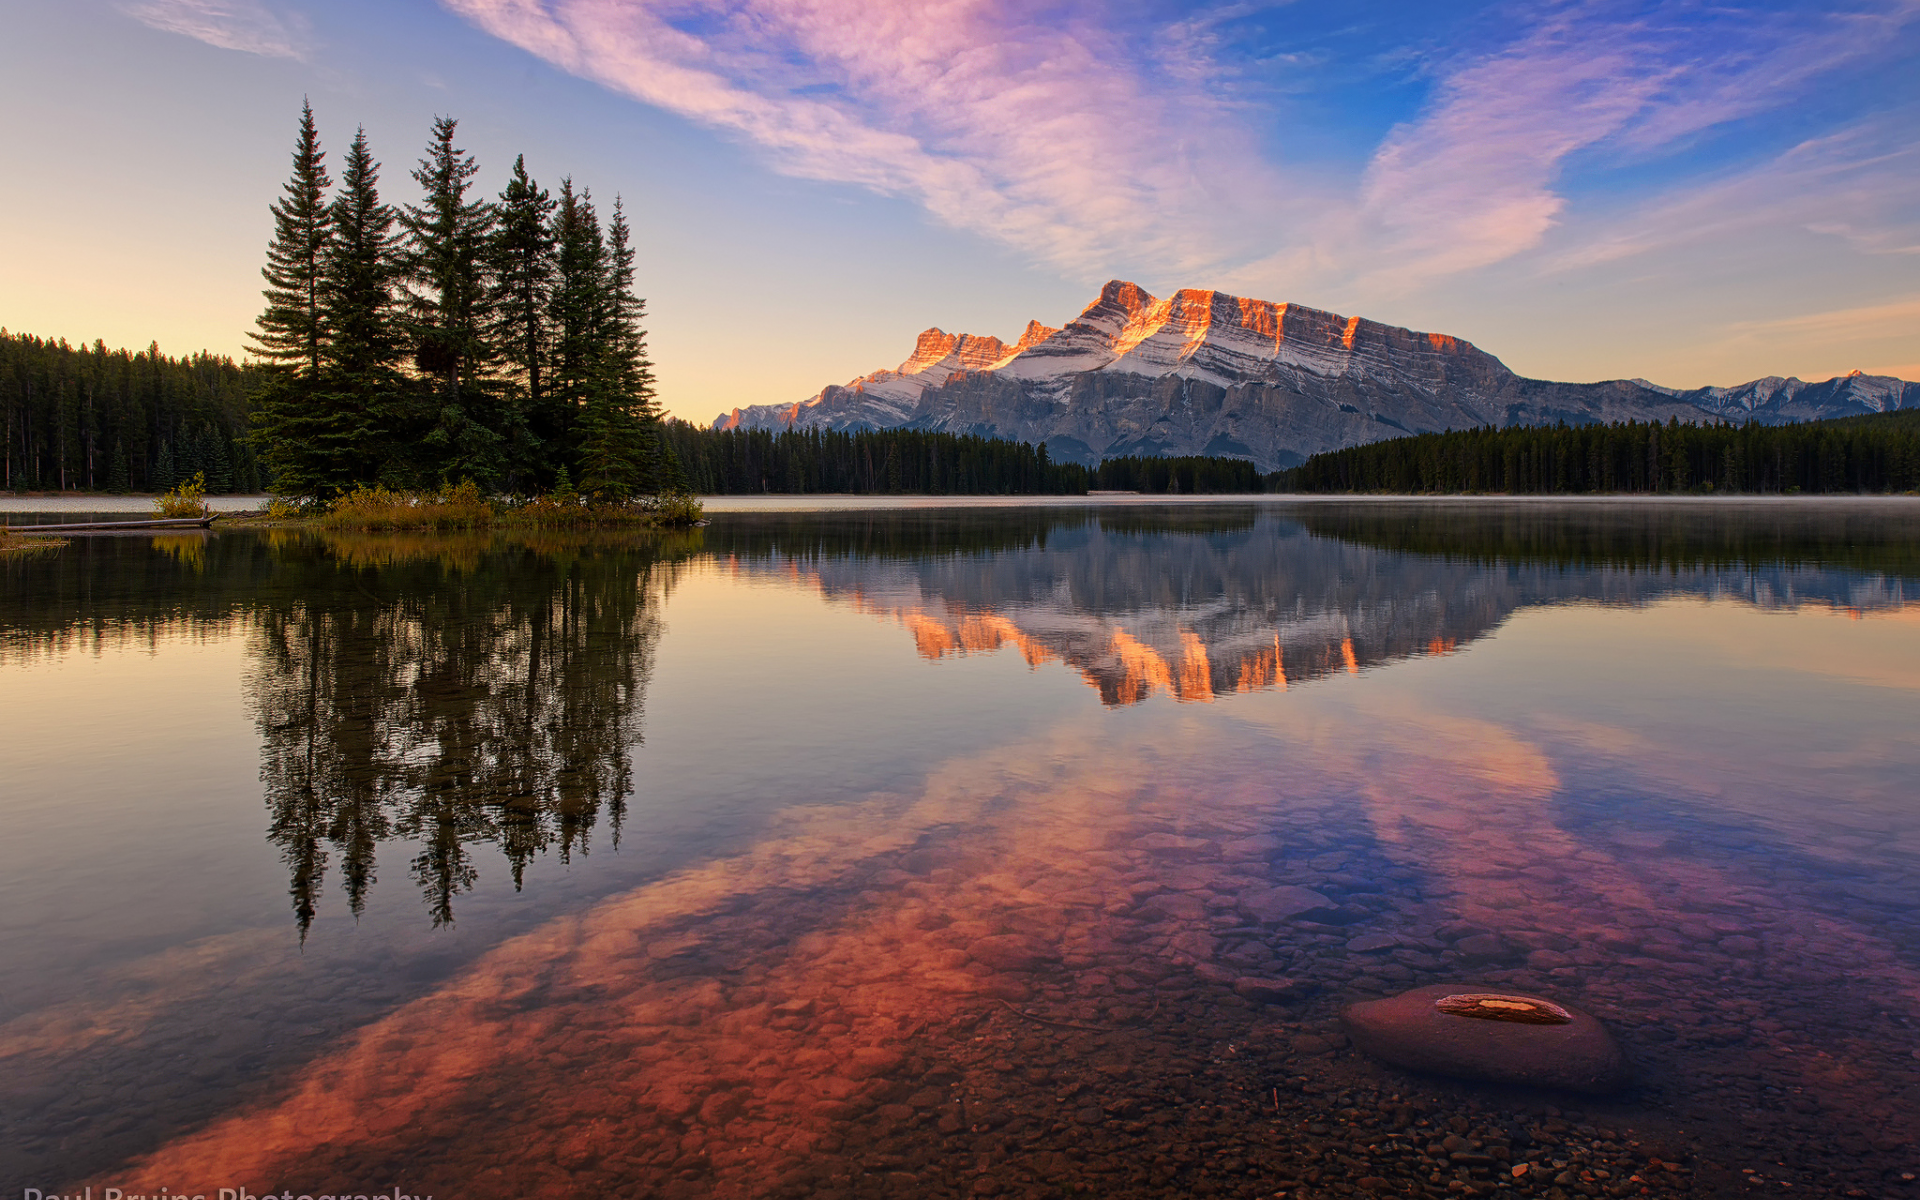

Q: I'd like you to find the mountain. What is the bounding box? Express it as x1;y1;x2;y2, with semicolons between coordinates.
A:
711;508;1914;708
712;282;1920;471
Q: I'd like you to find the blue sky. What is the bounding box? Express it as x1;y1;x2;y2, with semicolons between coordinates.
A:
2;0;1916;421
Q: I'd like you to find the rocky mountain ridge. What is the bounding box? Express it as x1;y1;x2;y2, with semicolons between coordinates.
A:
713;281;1919;471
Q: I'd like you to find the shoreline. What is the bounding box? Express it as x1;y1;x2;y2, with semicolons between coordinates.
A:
4;491;1919;518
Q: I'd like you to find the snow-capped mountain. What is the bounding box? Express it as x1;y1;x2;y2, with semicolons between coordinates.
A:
713;281;1920;471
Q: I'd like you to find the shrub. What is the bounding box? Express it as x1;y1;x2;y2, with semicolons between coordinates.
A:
154;472;209;519
316;481;496;531
647;493;705;527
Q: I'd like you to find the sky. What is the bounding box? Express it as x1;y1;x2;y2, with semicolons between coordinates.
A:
2;0;1917;423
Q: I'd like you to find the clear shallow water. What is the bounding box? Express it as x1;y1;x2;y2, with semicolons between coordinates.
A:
2;501;1918;1200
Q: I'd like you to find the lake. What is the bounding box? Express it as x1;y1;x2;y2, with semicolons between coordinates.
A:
2;498;1918;1200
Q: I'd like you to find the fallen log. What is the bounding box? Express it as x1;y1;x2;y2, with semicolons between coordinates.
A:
6;516;214;534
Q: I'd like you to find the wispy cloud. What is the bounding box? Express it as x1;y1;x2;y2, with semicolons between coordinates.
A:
1727;295;1920;337
1328;0;1920;297
447;0;1919;305
440;0;1295;280
1546;112;1920;272
123;0;307;59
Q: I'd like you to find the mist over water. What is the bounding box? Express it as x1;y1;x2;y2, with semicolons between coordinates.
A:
2;501;1917;1198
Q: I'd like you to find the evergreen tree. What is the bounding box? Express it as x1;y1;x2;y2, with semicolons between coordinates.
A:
547;178;603;445
308;127;409;494
177;421;206;483
152;440;176;492
248;103;335;497
576;197;660;498
106;439;130;494
250;101;333;378
205;423;235;493
489;154;557;485
400;116;506;486
655;426;690;495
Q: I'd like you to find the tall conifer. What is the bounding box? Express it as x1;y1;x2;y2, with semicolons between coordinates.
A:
251;101;333;376
400;116;506;486
249;101;333;494
305;127;408;494
549;182;605;391
576;197;661;498
152;440;176;492
490;154;557;482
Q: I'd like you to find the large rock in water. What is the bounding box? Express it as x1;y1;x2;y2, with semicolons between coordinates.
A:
1341;985;1630;1093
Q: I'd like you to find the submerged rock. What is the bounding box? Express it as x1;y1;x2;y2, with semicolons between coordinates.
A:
969;934;1055;973
1239;885;1336;924
1233;976;1312;1004
1341;984;1630;1093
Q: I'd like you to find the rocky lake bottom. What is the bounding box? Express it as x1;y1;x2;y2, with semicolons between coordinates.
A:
2;501;1917;1199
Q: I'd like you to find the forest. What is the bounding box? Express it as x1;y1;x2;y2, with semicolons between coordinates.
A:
659;423;1267;495
0;331;263;494
1273;411;1920;495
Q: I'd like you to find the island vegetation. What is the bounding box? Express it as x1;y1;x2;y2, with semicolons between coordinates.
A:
245;104;690;526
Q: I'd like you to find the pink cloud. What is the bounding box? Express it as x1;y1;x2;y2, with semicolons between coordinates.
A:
448;0;1920;308
441;0;1291;279
1235;1;1920;302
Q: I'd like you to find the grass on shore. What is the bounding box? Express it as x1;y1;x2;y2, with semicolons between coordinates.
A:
308;482;703;532
0;525;66;555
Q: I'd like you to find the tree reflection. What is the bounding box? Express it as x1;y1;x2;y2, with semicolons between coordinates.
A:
248;531;694;933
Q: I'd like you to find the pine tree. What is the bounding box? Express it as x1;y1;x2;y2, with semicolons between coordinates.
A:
152;440;176;492
576;197;660;499
305;127;408;494
490;154;557;486
548;179;603;438
106;439;130;494
204;424;235;493
248;103;336;498
178;422;206;483
656;426;691;495
250;101;333;378
400;116;506;486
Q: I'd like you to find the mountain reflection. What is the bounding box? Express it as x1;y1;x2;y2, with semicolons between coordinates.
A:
707;503;1917;706
246;531;693;932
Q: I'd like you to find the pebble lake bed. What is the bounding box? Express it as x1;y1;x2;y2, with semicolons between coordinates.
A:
2;498;1918;1199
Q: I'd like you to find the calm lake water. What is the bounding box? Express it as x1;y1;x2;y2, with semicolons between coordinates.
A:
2;499;1918;1200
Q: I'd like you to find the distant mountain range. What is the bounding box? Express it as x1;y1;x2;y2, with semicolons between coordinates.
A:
713;281;1920;472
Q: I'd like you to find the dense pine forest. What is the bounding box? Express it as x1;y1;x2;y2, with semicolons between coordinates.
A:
1089;453;1264;494
1274;411;1920;495
0;332;262;493
247;103;670;499
658;424;1267;495
661;425;1081;494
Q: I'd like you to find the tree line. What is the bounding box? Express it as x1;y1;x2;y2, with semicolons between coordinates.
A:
658;424;1269;495
1273;412;1920;495
1089;454;1265;494
250;103;673;499
0;331;263;494
660;424;1080;495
